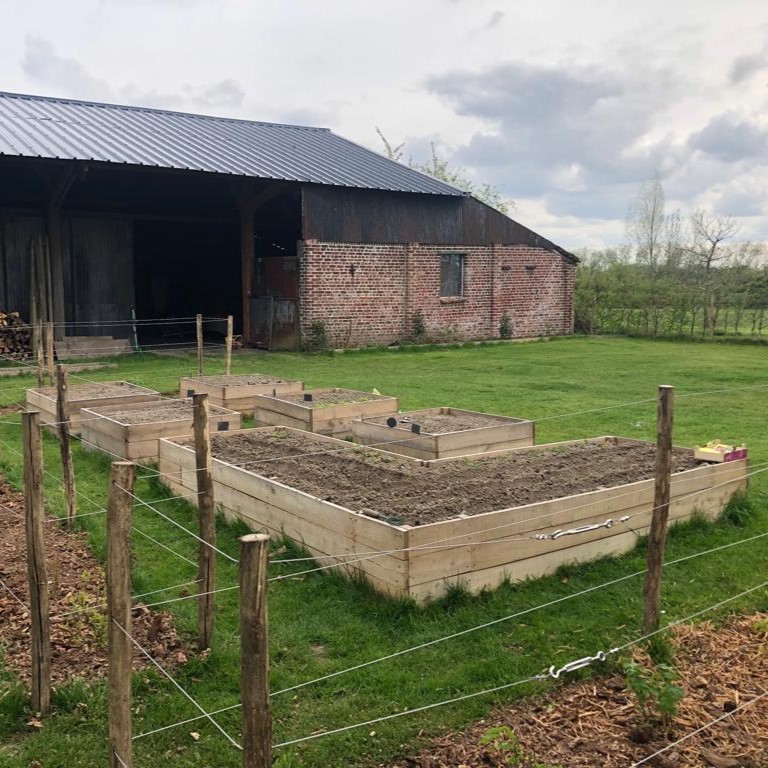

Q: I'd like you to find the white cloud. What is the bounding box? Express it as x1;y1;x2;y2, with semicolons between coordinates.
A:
2;1;767;250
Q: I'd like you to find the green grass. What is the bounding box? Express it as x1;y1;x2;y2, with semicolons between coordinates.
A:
1;336;767;767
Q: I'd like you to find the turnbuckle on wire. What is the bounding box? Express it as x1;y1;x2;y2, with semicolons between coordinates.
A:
535;515;631;541
547;650;607;679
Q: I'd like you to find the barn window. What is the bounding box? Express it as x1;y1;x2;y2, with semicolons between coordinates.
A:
440;253;465;297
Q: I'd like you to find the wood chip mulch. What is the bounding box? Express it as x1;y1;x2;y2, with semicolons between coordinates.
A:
386;614;768;768
0;477;185;687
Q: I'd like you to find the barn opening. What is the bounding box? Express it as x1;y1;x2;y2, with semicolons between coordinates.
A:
132;216;240;346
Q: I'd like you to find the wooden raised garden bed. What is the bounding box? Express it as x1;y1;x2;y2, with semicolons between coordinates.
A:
179;373;304;415
158;428;748;602
26;381;161;434
80;399;241;462
352;407;535;459
253;388;398;436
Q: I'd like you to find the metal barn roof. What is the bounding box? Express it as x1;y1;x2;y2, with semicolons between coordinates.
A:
0;91;464;196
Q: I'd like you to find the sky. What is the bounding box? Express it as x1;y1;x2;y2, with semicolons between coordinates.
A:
1;0;767;250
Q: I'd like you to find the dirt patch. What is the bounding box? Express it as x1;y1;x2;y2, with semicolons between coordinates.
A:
31;381;154;402
209;431;699;526
384;613;768;768
365;410;516;434
279;388;389;408
0;479;185;685
96;400;232;425
193;374;297;387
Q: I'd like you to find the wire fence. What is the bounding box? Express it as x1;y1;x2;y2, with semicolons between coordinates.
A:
1;358;767;764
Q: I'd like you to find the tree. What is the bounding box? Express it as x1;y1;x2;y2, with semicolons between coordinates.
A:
375;128;513;215
627;176;666;280
686;210;740;334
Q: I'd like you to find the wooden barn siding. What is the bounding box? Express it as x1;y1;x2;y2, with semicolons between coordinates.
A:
0;211;133;336
63;216;134;338
0;212;44;315
302;185;568;253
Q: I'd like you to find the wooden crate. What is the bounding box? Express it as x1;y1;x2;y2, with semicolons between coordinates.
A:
352;407;534;459
179;373;304;415
253;388;398;437
26;381;161;434
80;399;241;462
158;431;748;602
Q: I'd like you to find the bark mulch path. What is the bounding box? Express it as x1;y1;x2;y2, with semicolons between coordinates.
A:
0;477;185;686
385;613;768;768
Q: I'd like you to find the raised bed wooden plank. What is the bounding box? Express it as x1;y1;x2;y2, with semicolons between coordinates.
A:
179;374;303;415
26;381;161;434
158;429;748;602
352;407;534;460
406;459;748;590
80;400;240;462
253;388;398;437
159;430;409;556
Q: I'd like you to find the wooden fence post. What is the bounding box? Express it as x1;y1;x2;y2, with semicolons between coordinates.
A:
225;314;234;378
193;393;216;651
36;320;44;387
240;533;271;768
196;313;204;376
56;364;77;527
642;385;675;634
22;410;51;715
45;321;55;385
107;461;135;768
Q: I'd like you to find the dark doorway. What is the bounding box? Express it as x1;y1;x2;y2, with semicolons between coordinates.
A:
249;189;302;349
133;217;240;344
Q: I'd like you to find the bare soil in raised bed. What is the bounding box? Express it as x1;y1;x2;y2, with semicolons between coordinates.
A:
209;431;699;525
365;410;515;433
97;399;233;425
32;381;153;401
0;478;185;684
192;373;297;386
383;613;768;768
280;389;388;408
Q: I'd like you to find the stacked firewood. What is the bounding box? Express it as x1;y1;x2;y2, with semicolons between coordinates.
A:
0;312;32;360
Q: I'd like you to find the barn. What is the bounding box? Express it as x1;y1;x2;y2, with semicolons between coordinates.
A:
0;91;576;350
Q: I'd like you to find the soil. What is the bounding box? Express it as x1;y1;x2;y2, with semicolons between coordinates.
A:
208;431;699;526
97;400;232;425
31;381;153;402
279;389;390;408
0;478;185;684
383;613;768;768
192;374;297;387
365;410;515;434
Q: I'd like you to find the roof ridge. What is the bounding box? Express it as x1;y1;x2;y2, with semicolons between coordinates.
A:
0;90;331;133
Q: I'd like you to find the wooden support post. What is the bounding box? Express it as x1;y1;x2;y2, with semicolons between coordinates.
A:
56;364;77;527
36;320;44;387
22;410;51;715
225;314;234;377
196;313;204;376
193;393;216;651
107;461;135;768
642;385;675;635
239;202;255;347
45;321;55;385
240;533;271;768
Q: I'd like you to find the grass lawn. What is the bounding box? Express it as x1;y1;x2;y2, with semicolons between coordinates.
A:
0;335;767;767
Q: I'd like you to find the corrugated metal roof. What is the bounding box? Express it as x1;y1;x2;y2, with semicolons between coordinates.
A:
0;91;464;196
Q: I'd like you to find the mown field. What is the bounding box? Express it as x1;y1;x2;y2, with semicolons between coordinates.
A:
1;336;767;767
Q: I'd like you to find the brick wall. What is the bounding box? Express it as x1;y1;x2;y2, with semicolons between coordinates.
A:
299;240;574;348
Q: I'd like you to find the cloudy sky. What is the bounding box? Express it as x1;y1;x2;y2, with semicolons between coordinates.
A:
2;0;767;249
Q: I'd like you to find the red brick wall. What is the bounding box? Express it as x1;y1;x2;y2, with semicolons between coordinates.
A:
299;240;574;348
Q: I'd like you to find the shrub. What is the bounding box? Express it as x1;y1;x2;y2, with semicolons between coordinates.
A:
499;311;513;339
